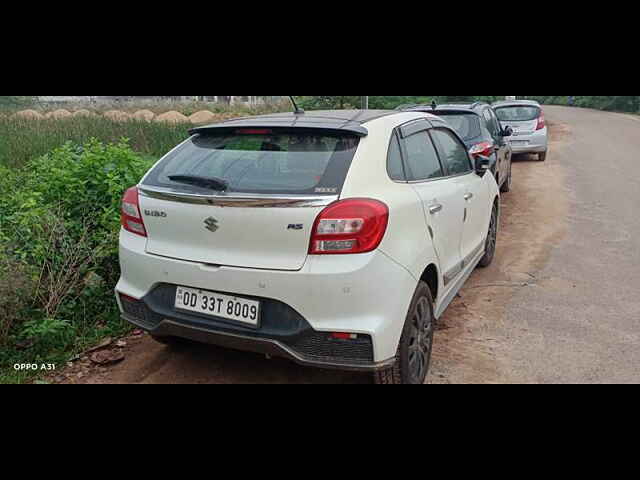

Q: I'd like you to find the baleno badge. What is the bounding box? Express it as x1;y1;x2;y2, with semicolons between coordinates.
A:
204;217;219;233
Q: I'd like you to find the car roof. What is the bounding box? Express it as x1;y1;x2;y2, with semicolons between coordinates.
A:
189;110;402;137
402;102;489;115
492;99;541;108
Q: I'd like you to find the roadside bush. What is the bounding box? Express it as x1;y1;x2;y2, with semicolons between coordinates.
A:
0;140;154;380
6;139;155;284
0;255;36;347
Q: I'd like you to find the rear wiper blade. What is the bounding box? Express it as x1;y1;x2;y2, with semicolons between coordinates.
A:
168;175;229;192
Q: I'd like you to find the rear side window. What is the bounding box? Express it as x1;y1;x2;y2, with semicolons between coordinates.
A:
402;131;444;181
430;129;473;176
495;106;541;122
142;130;360;196
387;132;406;181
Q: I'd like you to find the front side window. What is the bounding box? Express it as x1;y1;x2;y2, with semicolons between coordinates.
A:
142;130;360;195
430;129;473;176
402;131;444;181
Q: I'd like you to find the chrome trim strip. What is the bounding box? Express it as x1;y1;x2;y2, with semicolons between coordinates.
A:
435;247;485;319
443;239;486;287
443;263;463;287
138;186;338;208
463;240;485;269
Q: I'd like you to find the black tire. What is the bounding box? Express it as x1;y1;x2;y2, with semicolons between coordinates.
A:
500;165;512;193
374;282;435;385
478;201;499;268
538;151;547;162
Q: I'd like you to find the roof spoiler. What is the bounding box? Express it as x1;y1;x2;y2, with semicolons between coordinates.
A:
189;120;369;137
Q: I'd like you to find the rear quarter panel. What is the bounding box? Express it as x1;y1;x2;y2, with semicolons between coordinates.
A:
339;113;442;290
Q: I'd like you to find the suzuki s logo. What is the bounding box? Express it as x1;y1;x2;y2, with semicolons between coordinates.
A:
204;217;219;233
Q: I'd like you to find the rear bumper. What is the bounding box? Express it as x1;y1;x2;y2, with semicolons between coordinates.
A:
121;313;395;372
116;229;418;365
509;128;548;154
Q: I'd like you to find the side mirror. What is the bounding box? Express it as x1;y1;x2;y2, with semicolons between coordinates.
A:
475;155;495;176
502;126;514;137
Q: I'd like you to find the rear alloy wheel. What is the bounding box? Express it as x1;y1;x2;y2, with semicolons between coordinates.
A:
538;151;547;162
374;282;435;385
478;202;499;268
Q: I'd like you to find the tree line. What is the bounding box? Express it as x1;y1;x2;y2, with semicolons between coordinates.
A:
297;96;640;113
3;96;639;114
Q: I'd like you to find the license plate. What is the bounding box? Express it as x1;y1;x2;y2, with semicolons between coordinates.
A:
175;286;260;327
510;140;529;146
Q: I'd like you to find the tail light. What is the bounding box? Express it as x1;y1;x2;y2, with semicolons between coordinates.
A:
536;112;546;130
309;198;389;255
469;141;495;158
121;187;147;237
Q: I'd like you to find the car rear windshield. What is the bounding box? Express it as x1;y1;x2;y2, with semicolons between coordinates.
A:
434;113;482;141
494;106;541;122
142;130;361;196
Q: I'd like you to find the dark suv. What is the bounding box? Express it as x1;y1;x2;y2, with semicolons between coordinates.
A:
401;102;514;193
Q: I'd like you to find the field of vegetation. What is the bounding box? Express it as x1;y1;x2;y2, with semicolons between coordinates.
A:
0;106;270;383
0;115;192;168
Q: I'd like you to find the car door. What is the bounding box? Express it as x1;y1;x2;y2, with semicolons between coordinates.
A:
485;108;511;183
430;127;490;269
397;122;466;290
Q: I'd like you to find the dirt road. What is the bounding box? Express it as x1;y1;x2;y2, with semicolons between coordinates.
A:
58;106;640;384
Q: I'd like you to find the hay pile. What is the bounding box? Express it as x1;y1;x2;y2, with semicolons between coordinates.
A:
189;111;219;125
103;110;131;122
155;111;189;124
73;109;97;118
12;109;44;120
132;110;155;122
45;109;73;120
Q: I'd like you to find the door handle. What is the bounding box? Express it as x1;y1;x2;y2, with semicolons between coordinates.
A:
464;193;474;201
429;203;443;215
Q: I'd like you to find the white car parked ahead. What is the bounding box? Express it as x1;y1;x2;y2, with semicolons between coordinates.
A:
493;100;549;161
116;110;501;384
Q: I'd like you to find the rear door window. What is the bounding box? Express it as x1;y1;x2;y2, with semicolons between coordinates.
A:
430;128;473;176
142;130;360;196
483;109;500;136
402;131;444;181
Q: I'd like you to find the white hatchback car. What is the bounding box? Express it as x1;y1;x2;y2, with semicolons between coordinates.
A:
116;110;500;384
493;100;549;161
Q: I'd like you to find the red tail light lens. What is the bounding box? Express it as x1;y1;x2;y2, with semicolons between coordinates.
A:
121;187;147;237
536;112;546;130
309;198;389;255
469;141;495;158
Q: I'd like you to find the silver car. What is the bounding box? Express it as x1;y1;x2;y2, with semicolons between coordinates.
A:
492;100;549;161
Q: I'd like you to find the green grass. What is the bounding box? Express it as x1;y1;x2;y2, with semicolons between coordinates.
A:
0;313;132;384
0;116;192;168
